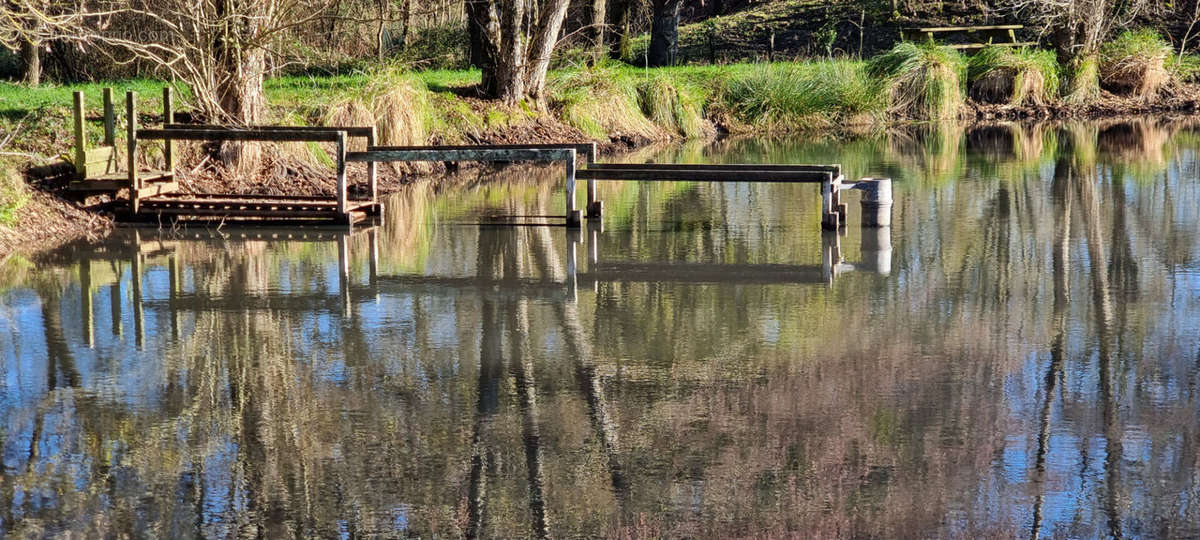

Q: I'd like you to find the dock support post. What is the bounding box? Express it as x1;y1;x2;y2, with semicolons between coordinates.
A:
820;174;840;230
367;126;378;203
162;87;175;172
103;88;115;145
168;254;181;340
368;228;379;295
127;91;140;214
857;178;893;227
72;91;86;179
335;131;349;223
584;142;602;219
338;233;351;317
565;149;582;228
110;271;122;337
566;228;580;302
80;259;94;348
132;249;144;349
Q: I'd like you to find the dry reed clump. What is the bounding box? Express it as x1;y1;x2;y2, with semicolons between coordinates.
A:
867;42;966;121
324;72;430;147
1099;29;1173;99
967;47;1059;106
636;75;713;139
549;67;665;142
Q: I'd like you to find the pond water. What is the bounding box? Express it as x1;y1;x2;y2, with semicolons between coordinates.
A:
3;120;1200;537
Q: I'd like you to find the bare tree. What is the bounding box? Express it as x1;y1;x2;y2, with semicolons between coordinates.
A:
1005;0;1163;62
466;0;572;105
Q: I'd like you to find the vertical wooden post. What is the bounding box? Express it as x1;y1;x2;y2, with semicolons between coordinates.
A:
168;254;180;340
102;88;115;145
820;174;836;230
127;91;140;214
162;87;175;173
337;233;351;317
367;126;378;202
368;228;379;292
566;228;580;302
80;259;94;348
109;274;122;337
72;91;86;179
132;251;144;349
584;142;601;219
565;149;581;228
336;131;349;223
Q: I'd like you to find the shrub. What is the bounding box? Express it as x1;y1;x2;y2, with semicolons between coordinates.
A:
967;47;1060;106
868;42;966;121
1099;29;1172;98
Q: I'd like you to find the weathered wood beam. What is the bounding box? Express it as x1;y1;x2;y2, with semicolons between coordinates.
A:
577;168;834;183
162;123;375;138
346;148;576;162
137;128;344;142
585;163;840;175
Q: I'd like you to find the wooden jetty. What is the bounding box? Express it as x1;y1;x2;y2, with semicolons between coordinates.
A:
69;86;890;230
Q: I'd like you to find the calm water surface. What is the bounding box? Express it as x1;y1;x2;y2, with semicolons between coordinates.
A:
3;120;1200;537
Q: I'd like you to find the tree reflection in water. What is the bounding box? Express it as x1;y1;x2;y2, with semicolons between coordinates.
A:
3;119;1200;536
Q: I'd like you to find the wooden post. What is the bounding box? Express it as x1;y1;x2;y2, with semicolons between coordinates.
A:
337;233;351;317
132;250;144;349
73;91;86;179
168;254;180;340
80;259;94;348
109;275;122;337
368;228;379;292
566;228;580;302
565;149;581;227
336;131;349;223
820;175;836;230
162;87;175;172
585;143;602;219
103;88;115;145
367;126;378;202
127;91;140;214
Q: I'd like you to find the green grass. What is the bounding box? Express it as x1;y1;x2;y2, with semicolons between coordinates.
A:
967;46;1059;106
868;42;966;120
720;60;884;129
1169;53;1200;84
0;161;28;227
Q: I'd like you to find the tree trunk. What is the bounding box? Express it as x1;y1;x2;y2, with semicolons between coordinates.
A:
468;0;499;96
607;0;631;60
376;0;388;60
400;0;411;50
648;0;680;67
495;0;527;103
526;0;570;104
590;0;607;65
20;38;41;86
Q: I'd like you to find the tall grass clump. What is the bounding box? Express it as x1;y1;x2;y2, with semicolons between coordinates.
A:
967;47;1060;106
1099;29;1173;98
636;75;711;138
549;66;662;141
868;42;966;121
721;61;884;130
325;69;431;147
1167;53;1200;84
0;163;29;227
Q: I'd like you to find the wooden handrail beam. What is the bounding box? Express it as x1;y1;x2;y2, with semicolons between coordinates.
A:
577;168;834;183
137;128;345;142
163;123;375;138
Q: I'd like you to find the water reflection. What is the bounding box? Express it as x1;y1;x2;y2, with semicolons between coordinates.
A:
3;120;1200;537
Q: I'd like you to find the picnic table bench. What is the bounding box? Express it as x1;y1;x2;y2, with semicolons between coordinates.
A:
900;25;1034;51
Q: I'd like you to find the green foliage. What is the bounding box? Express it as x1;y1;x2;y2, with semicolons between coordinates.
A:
721;61;884;129
967;47;1060;106
1168;54;1200;84
868;42;966;120
395;24;470;70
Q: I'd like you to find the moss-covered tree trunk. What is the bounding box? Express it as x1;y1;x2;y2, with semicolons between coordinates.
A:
469;0;572;106
648;0;680;67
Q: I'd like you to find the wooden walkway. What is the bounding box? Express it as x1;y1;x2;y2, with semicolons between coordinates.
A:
68;86;890;231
